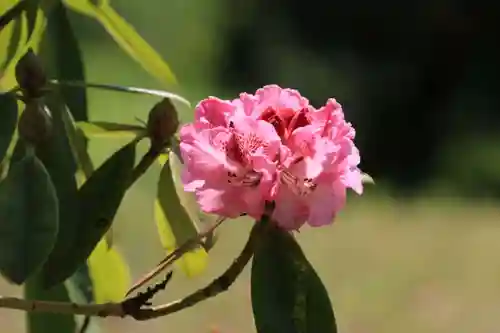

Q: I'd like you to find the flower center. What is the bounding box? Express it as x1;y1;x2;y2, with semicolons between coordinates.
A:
227;170;262;187
258;107;311;141
224;121;266;188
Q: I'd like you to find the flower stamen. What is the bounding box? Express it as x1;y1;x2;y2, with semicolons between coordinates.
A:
279;169;317;197
227;171;262;188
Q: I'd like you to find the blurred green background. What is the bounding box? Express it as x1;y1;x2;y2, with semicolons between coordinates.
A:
2;0;500;332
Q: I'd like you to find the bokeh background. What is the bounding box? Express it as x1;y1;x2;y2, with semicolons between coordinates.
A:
2;1;500;332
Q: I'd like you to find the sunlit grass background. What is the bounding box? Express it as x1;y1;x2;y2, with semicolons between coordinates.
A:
2;1;500;332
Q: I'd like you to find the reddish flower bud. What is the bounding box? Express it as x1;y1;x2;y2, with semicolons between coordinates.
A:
18;101;53;145
147;98;179;150
15;49;47;99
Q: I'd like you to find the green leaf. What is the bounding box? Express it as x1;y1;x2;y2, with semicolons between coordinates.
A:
0;12;27;91
41;140;136;287
0;147;59;284
36;96;82;288
45;1;88;121
25;274;76;333
96;3;177;86
0;6;46;92
0;93;18;163
251;223;337;333
66;265;94;304
0;1;22;72
60;0;95;16
70;118;128;293
88;238;131;303
155;144;208;278
50;80;192;108
76;121;147;139
361;172;375;185
0;0;23;31
62;0;177;87
58;102;94;180
66;240;129;332
60;109;115;247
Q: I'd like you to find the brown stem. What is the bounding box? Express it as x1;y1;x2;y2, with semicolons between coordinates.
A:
130;220;267;320
126;216;226;296
0;218;267;320
0;297;124;317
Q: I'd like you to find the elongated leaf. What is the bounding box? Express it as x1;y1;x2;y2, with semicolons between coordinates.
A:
62;0;177;87
0;93;18;163
96;3;177;86
0;0;21;71
76;121;146;139
60;0;95;16
0;147;58;284
45;1;88;121
88;239;131;303
251;223;337;333
36;97;82;288
50;80;191;107
155;146;208;277
61;112;129;330
0;7;46;92
58;100;94;180
42;141;136;287
25;0;43;40
25;274;76;333
361;172;375;184
60;105;114;247
0;14;27;91
0;0;22;32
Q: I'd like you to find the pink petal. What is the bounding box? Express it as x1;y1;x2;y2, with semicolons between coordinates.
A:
343;167;364;195
251;85;310;117
181;126;232;171
286;126;332;180
309;98;343;125
241;189;268;219
230;115;282;157
272;185;308;230
181;169;205;192
306;181;346;227
195;188;244;218
195;97;235;129
232;93;258;117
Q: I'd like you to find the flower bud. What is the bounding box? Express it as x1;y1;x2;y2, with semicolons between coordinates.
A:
15;49;47;99
18;101;53;145
147;98;179;150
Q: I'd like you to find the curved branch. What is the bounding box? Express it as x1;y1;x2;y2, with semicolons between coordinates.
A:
0;206;273;321
130;219;267;320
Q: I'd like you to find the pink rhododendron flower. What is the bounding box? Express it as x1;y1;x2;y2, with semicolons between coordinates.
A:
179;85;363;230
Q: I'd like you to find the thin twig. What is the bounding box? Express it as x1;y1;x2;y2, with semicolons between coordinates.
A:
0;297;124;317
122;271;173;312
129;219;267;320
126;216;226;296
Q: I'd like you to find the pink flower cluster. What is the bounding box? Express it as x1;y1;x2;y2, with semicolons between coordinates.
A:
179;85;363;230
